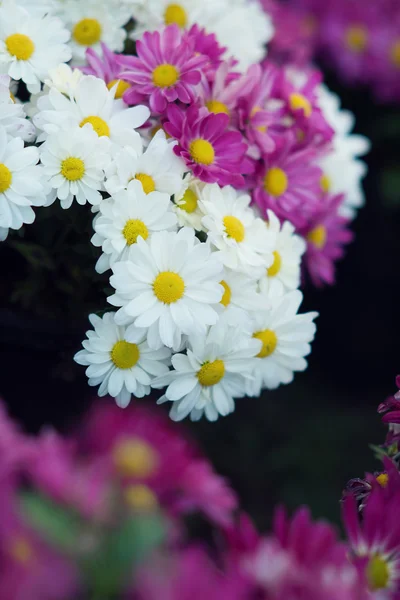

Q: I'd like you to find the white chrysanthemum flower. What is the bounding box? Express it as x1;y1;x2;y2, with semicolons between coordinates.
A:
0;226;8;241
0;74;35;142
92;179;178;273
34;75;150;149
0;125;45;231
74;312;171;408
152;324;260;421
173;174;206;231
109;228;224;351
200;184;274;277
40;125;110;209
44;63;84;96
0;3;71;94
2;0;57;18
258;210;306;296
105;130;185;197
247;289;318;394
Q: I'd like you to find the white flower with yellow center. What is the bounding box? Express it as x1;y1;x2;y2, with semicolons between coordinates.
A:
152;324;260;421
92;179;178;273
34;75;150;149
173;174;206;231
40;125;110;209
0;125;44;232
0;74;35;142
0;3;71;94
258;210;306;296
247;289;318;394
105;130;185;197
200;183;275;277
74;312;171;408
109;228;224;351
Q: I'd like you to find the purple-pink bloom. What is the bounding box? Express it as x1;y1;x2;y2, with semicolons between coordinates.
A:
183;24;227;73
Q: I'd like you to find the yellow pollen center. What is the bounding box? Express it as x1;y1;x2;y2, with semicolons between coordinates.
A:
289;93;312;118
345;26;368;53
267;251;282;277
320;174;331;193
197;360;225;387
367;555;390;590
189;139;215;165
107;79;131;99
80;116;110;137
206;100;230;115
164;3;188;28
390;41;400;68
134;173;156;194
179;188;198;213
73;18;102;46
60;157;85;181
223;215;245;243
111;340;140;369
264;167;288;197
113;438;158;478
5;33;35;61
10;537;33;564
124;484;159;511
307;224;327;249
253;329;278;358
0;163;12;193
122;219;149;245
376;473;389;488
152;63;179;88
220;280;231;307
153;271;185;304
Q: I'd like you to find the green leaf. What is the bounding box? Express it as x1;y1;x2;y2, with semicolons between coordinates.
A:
9;241;56;271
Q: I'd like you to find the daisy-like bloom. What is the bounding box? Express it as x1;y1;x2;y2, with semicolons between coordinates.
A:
164;104;248;188
199;183;275;277
104;129;185;197
300;193;353;287
0;2;71;94
0;125;45;233
44;63;83;96
378;375;400;447
81;43;132;103
40;125;110;210
258;210;306;296
119;25;207;114
183;24;226;72
247;288;318;393
92;179;177;273
152;324;261;421
0;75;35;142
74;312;171;408
173;174;207;231
34;75;150;148
109;228;224;351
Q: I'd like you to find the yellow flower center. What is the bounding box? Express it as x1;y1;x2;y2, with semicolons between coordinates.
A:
289;93;312;118
345;25;368;53
5;33;35;60
264;167;288;197
9;537;33;564
197;360;225;387
376;473;389;488
122;219;149;245
220;280;231;307
307;224;327;249
113;438;158;478
390;41;400;68
0;163;12;193
223;215;245;243
152;63;179;88
135;173;156;194
179;188;198;213
153;271;185;304
206;100;230;115
367;555;390;590
267;251;282;277
253;329;278;358
111;340;140;369
124;484;159;511
189;139;215;165
73;18;102;46
80;116;110;137
320;174;331;193
107;79;131;99
60;157;85;181
164;3;188;28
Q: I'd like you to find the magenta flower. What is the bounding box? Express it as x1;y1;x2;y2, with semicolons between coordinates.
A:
183;24;227;72
118;25;207;114
378;375;400;446
164;104;249;187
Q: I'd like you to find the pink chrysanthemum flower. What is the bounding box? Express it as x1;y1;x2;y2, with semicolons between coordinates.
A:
183;24;227;72
81;43;132;102
378;375;400;446
118;25;207;114
164;104;249;187
300;193;353;287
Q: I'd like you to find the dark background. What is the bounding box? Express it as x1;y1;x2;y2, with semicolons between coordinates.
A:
0;70;399;531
